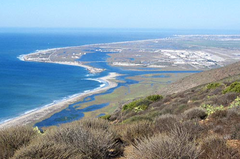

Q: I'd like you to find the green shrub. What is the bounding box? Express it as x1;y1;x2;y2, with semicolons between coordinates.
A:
122;98;151;112
229;96;240;108
201;97;240;116
183;107;208;120
206;82;221;90
134;104;148;112
99;114;111;120
201;104;225;115
223;82;240;94
0;126;38;159
146;95;163;101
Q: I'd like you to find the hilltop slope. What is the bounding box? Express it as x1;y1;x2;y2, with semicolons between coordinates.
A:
2;62;240;159
158;61;240;95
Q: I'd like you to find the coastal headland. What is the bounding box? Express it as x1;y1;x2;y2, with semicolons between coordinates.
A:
1;35;240;129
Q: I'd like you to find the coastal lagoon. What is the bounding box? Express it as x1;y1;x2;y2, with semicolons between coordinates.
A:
1;28;237;127
0;28;175;123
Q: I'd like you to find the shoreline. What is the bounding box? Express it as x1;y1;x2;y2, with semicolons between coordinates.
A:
43;61;105;74
19;54;105;74
0;72;120;129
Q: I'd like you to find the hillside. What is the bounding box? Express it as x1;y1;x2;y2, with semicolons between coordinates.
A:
158;61;240;95
2;63;240;158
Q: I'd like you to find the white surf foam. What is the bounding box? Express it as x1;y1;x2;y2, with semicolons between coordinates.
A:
17;54;26;61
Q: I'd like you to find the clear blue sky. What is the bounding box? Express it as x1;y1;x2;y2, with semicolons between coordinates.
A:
0;0;239;29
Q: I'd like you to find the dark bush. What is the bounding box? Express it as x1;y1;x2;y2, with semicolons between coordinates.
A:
212;87;224;95
226;109;240;119
229;105;240;114
231;124;240;140
162;95;172;103
146;94;163;101
180;120;205;140
211;93;238;106
183;107;208;120
0;126;38;159
212;125;225;134
199;135;240;159
209;110;228;119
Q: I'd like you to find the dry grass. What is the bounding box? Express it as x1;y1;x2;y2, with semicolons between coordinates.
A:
12;141;78;159
128;127;201;159
12;119;123;159
121;121;154;145
153;114;179;133
116;121;154;145
77;118;111;131
0;126;37;159
4;75;240;158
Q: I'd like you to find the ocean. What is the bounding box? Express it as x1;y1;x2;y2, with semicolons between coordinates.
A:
0;28;238;126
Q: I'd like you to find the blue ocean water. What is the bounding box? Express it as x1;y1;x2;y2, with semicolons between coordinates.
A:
0;28;239;125
0;28;176;123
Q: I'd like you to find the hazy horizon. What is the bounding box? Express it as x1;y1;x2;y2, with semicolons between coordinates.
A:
0;0;240;30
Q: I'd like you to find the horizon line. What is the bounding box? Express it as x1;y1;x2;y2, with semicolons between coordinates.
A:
0;27;240;31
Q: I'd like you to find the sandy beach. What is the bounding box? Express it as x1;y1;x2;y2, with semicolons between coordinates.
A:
0;72;119;129
52;61;105;74
21;52;105;74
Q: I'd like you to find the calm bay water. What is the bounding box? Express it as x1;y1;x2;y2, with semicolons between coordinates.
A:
0;28;238;125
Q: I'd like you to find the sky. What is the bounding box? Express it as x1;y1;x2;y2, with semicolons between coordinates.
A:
0;0;240;29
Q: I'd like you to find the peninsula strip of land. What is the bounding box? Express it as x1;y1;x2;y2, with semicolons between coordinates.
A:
22;35;240;72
